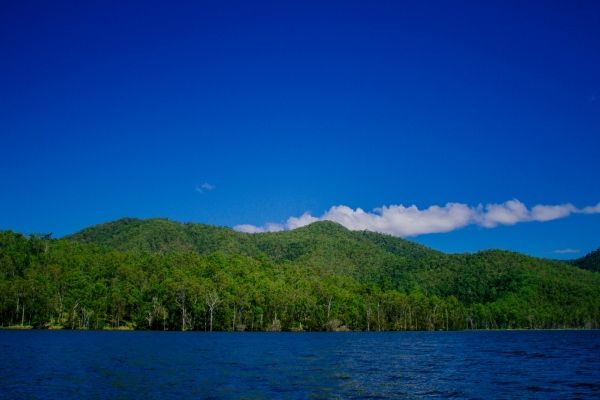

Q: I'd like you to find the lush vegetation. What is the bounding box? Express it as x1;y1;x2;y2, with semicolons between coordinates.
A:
1;218;599;331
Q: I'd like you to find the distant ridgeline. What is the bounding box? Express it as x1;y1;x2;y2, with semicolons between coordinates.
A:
571;248;600;272
1;218;599;331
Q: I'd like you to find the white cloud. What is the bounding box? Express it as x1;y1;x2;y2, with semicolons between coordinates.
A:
316;203;473;236
580;202;600;214
473;200;579;227
530;203;577;221
476;200;529;227
233;223;284;233
196;183;216;193
553;248;580;254
233;199;600;237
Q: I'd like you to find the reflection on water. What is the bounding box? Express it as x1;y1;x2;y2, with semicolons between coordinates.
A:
1;330;599;399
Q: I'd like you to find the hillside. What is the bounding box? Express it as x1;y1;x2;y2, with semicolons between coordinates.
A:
1;218;599;331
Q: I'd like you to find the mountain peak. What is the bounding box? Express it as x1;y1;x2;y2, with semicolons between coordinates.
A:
298;220;349;233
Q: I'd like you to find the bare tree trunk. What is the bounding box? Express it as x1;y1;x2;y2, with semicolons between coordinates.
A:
445;308;449;331
175;289;187;331
57;290;64;324
430;304;438;331
16;296;20;325
146;311;153;329
71;301;79;330
232;304;236;332
81;307;92;329
205;292;221;332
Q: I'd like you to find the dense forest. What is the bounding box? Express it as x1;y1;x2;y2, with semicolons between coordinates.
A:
1;218;599;331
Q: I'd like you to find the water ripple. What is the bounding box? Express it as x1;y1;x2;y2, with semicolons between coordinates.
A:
1;330;600;399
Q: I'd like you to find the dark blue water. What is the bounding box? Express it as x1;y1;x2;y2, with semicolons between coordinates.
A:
1;331;599;399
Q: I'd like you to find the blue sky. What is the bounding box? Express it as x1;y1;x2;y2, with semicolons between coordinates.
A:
1;1;599;258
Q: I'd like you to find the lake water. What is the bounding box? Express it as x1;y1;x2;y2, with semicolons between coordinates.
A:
1;330;599;399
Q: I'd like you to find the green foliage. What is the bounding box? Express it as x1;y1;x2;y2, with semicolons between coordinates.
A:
1;219;599;331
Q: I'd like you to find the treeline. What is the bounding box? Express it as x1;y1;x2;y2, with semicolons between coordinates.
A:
1;226;599;331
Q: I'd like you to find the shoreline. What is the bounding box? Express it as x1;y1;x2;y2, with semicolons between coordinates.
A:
1;327;597;332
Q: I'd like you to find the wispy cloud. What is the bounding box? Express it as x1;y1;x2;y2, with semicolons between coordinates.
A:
233;199;600;237
553;248;580;254
195;183;216;194
581;202;600;214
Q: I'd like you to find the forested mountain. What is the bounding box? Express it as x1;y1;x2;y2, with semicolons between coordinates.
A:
572;248;600;272
1;218;599;332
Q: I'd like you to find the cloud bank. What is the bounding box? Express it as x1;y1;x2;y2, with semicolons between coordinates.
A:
233;199;600;237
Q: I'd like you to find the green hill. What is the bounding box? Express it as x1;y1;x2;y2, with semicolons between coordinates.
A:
69;217;438;261
1;218;599;331
68;217;258;255
68;218;442;285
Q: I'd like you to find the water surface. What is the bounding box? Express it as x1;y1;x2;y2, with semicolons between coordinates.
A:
1;330;599;399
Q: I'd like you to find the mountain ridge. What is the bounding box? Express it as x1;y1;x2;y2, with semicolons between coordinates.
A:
67;217;589;264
